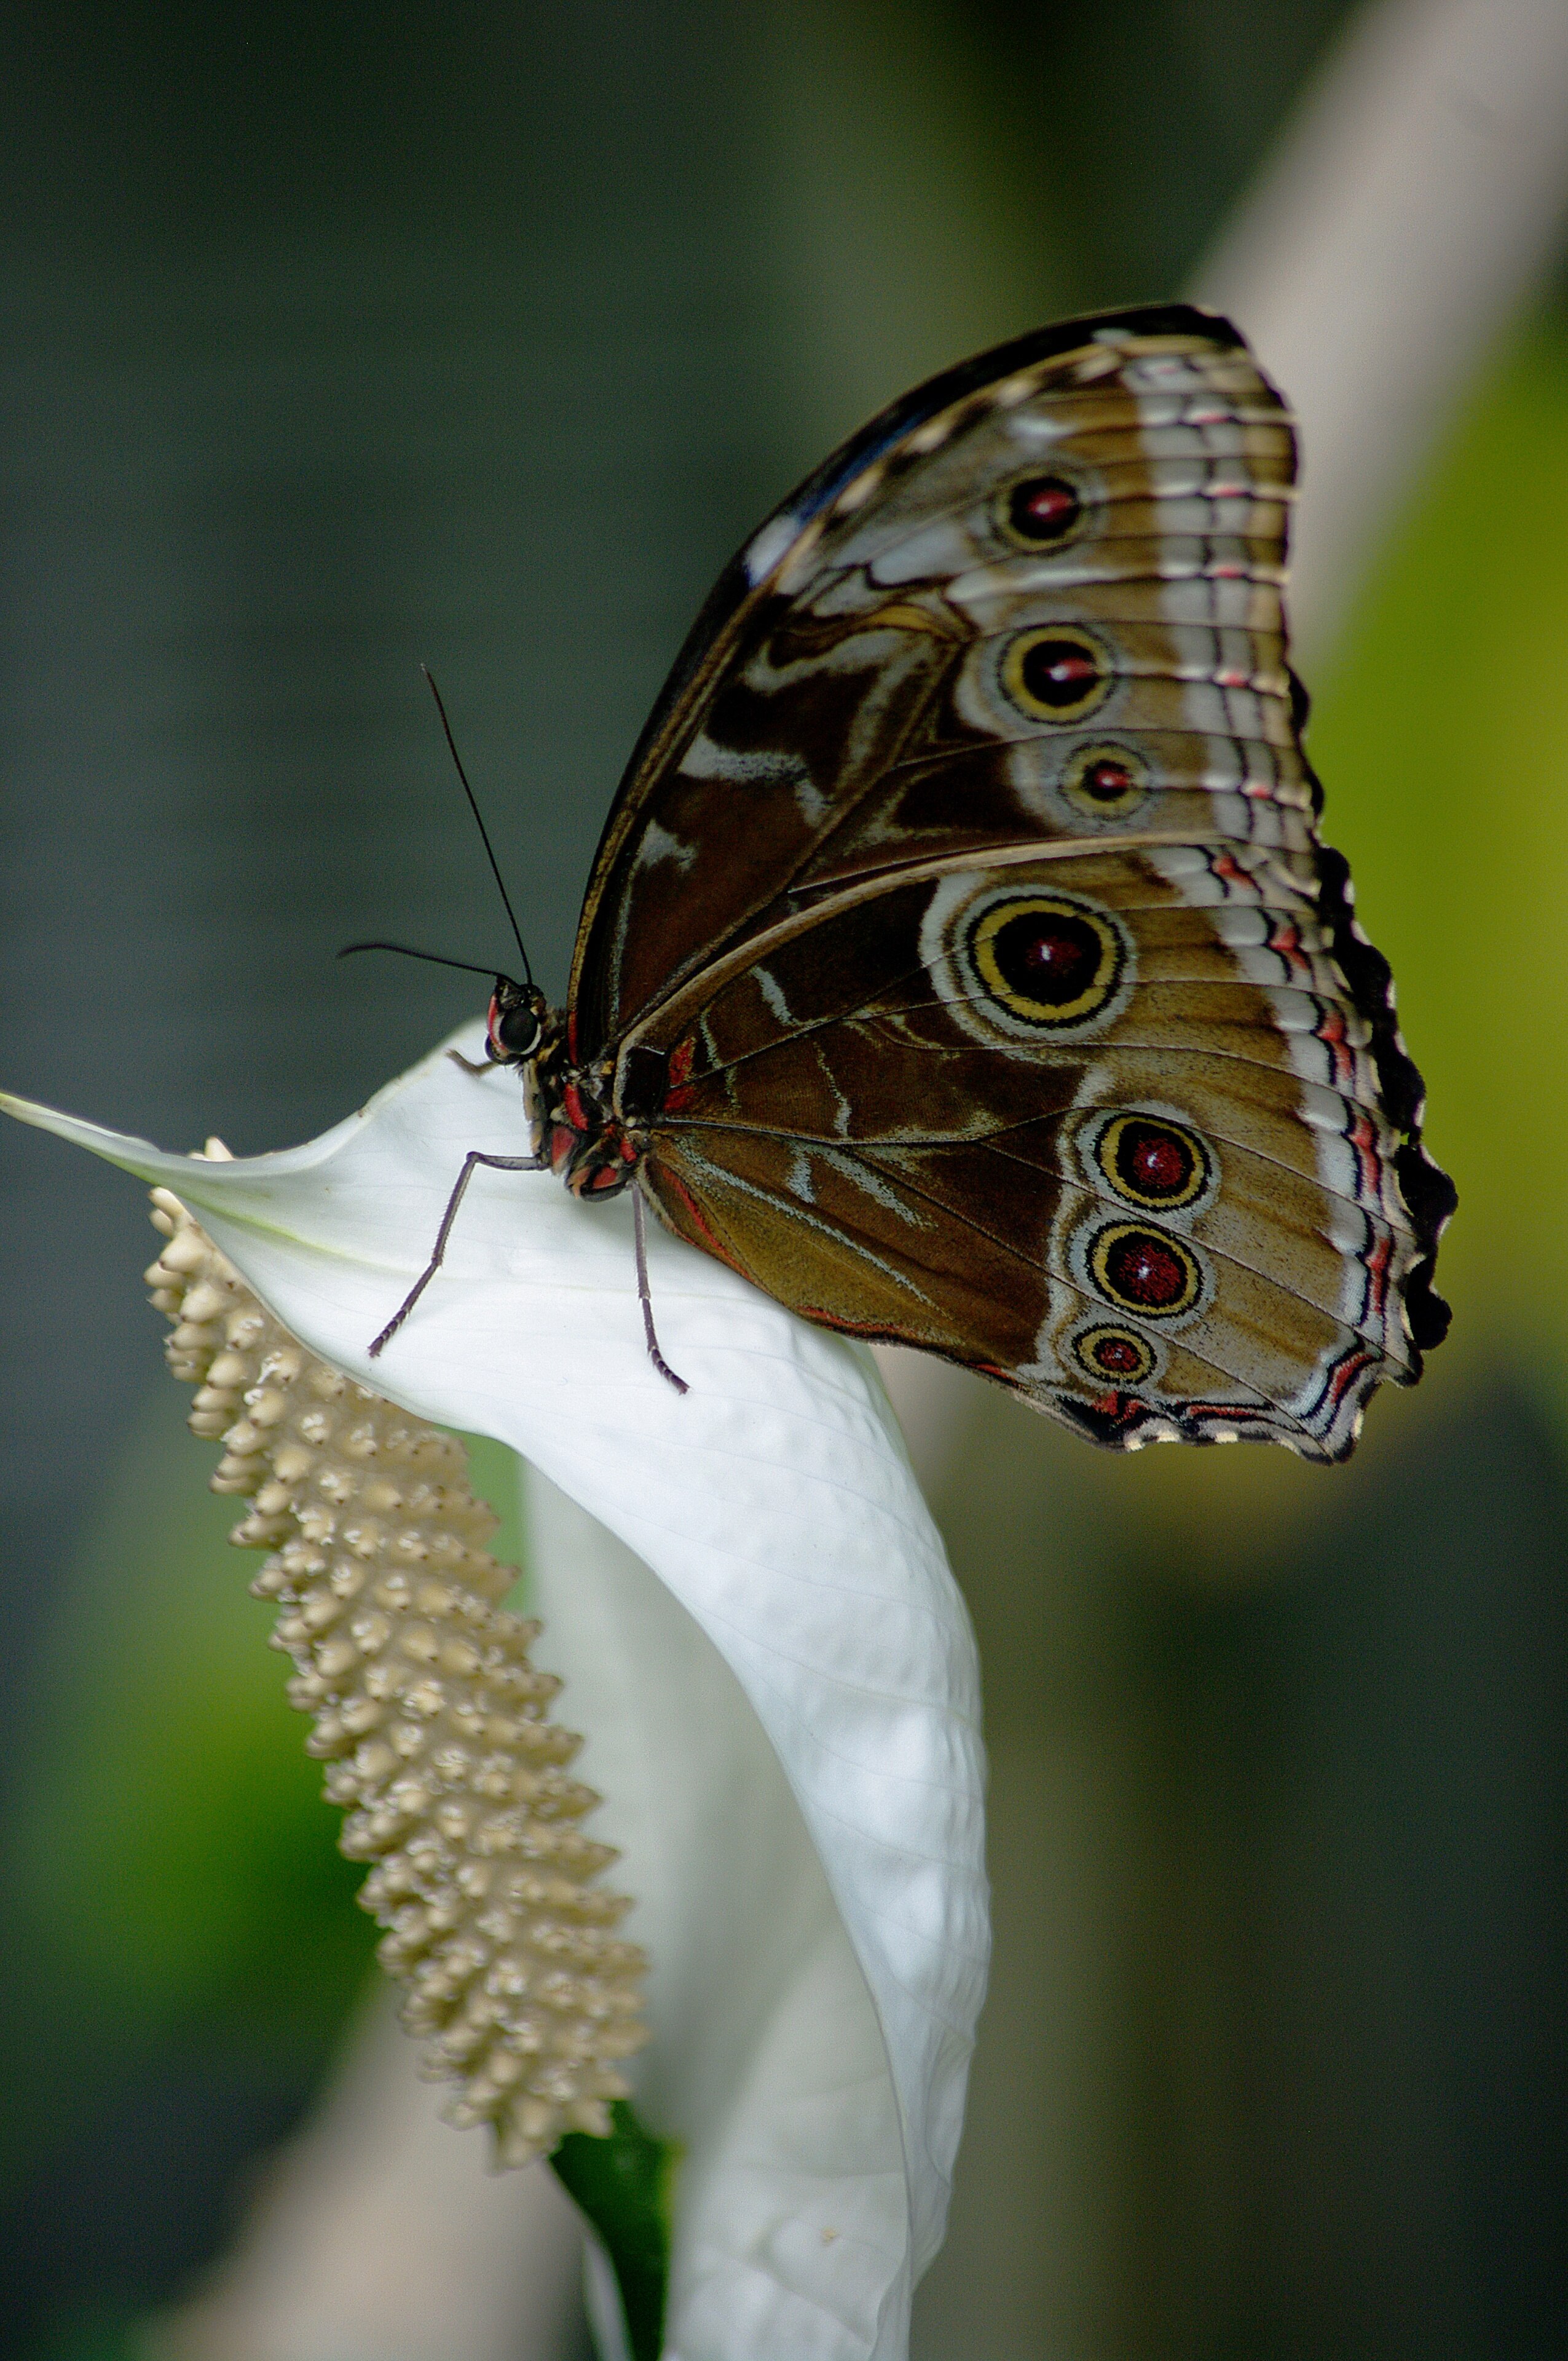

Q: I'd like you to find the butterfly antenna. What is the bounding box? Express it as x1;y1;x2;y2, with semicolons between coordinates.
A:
420;664;534;989
337;939;506;981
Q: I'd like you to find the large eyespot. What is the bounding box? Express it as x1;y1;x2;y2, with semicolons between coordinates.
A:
1071;1322;1158;1386
999;472;1083;548
1001;625;1113;724
920;877;1137;1046
1058;739;1150;825
1090;1112;1214;1212
967;893;1127;1029
1087;1222;1207;1319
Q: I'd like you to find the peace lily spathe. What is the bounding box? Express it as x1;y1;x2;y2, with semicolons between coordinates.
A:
1;1024;990;2361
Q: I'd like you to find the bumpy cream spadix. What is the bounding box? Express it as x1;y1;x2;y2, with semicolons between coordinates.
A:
145;1178;647;2166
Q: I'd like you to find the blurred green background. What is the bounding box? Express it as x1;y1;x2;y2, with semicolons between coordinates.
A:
0;4;1562;2355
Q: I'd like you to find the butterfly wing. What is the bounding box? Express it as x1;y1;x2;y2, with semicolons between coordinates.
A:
570;305;1453;1458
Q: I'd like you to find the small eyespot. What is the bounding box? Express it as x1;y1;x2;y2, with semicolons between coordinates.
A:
1001;625;1113;724
1072;1323;1157;1386
999;472;1083;547
1059;739;1150;823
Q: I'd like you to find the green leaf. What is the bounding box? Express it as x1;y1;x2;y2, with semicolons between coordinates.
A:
550;2100;679;2361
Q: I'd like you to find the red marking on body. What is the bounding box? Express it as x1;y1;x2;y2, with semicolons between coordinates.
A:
1182;1401;1260;1433
1022;481;1076;532
566;1010;579;1059
664;1037;698;1115
619;1133;639;1163
1362;1228;1393;1319
1083;759;1133;802
1106;1232;1189;1309
586;1165;621;1193
1267;918;1312;983
562;1081;588;1132
549;1126;576;1175
1326;1347;1376;1407
1087;1389;1151;1430
1347;1110;1381;1196
1315;1003;1356;1090
1127;1133;1191;1196
797;1306;889;1338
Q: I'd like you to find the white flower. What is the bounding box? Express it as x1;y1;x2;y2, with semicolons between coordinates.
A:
1;1022;989;2361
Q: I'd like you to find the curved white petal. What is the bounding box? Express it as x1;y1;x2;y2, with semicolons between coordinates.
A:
2;1029;989;2359
528;1471;907;2357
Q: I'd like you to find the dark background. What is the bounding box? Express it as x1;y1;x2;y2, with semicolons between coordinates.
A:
1;4;1562;2355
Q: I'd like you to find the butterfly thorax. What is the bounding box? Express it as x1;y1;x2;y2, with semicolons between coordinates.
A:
504;1003;645;1201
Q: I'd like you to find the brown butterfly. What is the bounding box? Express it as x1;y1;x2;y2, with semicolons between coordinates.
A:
371;303;1454;1463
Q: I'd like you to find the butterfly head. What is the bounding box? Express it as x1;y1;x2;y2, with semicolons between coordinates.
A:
486;977;549;1066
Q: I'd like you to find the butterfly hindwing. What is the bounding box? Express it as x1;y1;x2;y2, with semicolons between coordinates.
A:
567;305;1452;1457
632;844;1420;1459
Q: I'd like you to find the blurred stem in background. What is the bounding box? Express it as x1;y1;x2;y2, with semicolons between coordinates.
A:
2;2;1567;2357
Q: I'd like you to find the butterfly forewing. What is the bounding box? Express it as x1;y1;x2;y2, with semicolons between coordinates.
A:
567;305;1452;1457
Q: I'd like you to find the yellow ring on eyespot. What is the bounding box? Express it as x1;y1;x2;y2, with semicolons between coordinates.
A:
1088;1221;1205;1319
1000;622;1113;724
967;893;1124;1026
1059;738;1150;822
1072;1323;1157;1386
1092;1112;1213;1211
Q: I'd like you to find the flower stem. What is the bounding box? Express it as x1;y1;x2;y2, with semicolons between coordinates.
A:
551;2098;679;2361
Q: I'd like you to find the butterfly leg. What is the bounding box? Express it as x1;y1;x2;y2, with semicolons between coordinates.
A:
634;1182;689;1396
369;1149;542;1358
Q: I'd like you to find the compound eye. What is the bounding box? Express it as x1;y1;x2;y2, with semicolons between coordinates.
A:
489;984;542;1059
497;1005;542;1058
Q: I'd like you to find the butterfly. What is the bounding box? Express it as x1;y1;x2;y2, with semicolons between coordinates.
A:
372;303;1454;1463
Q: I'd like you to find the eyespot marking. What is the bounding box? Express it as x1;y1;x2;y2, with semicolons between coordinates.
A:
999;472;1083;548
1001;624;1112;724
1087;1222;1207;1319
967;894;1126;1029
1058;738;1150;824
1089;1112;1214;1213
1072;1323;1157;1385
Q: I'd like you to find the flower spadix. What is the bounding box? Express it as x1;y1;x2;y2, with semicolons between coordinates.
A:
2;1027;989;2360
144;1187;648;2163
